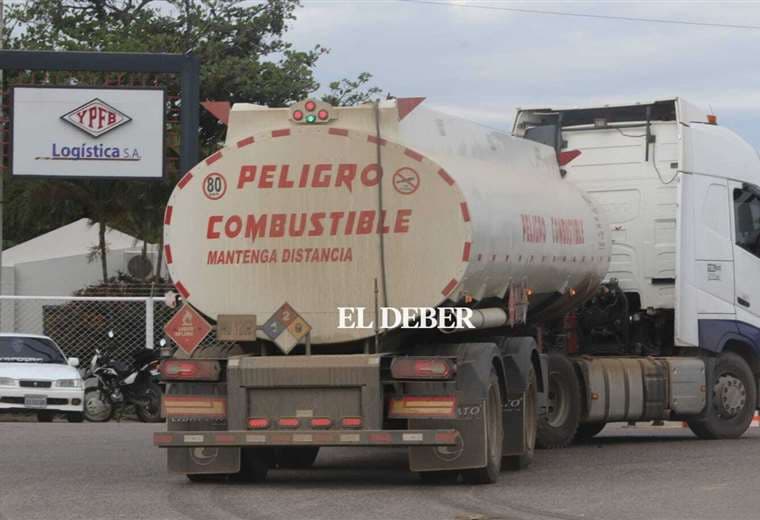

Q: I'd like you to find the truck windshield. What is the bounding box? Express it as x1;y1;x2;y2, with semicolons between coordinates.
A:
0;337;66;364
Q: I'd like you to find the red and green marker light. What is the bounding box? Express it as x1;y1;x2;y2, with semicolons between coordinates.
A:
293;99;330;124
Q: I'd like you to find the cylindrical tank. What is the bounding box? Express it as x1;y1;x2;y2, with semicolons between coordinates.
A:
164;99;610;344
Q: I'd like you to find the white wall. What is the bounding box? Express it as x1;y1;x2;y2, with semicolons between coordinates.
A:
2;249;160;335
0;265;15;331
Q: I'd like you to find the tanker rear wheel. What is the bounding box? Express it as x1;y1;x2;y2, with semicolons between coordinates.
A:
462;369;503;484
503;367;537;471
687;352;756;439
574;422;606;442
536;353;581;449
275;447;320;469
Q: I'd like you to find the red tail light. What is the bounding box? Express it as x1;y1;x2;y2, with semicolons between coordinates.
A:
310;418;332;429
390;357;455;380
278;418;300;429
160;359;221;381
341;417;362;428
248;418;270;429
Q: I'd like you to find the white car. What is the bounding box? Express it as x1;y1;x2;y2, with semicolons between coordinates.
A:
0;333;85;422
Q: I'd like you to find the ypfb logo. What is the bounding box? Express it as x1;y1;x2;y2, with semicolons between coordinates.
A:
61;98;132;138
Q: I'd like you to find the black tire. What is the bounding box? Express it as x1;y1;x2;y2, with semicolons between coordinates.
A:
462;368;504;484
234;448;273;482
275;447;320;469
84;389;114;422
186;473;227;483
536;353;581;449
66;412;85;423
503;367;537;471
37;412;55;422
419;470;460;484
135;383;163;423
687;352;756;439
574;422;606;442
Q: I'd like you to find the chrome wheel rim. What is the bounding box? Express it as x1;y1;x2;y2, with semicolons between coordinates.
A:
714;374;746;418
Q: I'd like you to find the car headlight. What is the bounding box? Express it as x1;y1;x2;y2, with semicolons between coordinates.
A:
55;379;83;388
0;377;18;387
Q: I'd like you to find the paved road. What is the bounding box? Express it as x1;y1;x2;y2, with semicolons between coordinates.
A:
1;421;759;520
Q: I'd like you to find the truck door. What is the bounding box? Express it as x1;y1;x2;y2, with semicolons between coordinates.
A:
675;174;736;346
730;181;760;329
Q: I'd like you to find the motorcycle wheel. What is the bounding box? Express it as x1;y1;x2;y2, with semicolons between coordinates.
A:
84;388;114;422
136;382;164;423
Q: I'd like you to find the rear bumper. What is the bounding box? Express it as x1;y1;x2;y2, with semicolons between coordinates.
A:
154;429;459;448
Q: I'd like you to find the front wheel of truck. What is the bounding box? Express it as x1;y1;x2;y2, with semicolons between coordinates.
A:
536;353;580;449
462;368;503;484
687;352;756;439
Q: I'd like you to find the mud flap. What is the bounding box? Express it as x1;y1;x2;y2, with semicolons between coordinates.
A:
408;400;487;472
168;446;241;474
502;391;527;456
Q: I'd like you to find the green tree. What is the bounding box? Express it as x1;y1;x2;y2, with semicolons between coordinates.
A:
3;1;381;283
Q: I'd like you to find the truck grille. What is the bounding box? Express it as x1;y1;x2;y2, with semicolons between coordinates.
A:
19;380;52;388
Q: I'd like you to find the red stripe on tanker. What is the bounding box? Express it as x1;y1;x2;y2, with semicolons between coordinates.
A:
163;100;610;344
177;172;193;189
236;136;255;148
164;205;173;225
175;281;189;299
206;151;223;166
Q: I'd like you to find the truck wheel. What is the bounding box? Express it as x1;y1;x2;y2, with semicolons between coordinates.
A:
234;448;273;482
186;473;227;483
574;422;606;442
135;383;163;423
275;447;320;469
419;470;459;484
503;367;537;470
687;352;756;439
462;369;504;484
536;353;580;449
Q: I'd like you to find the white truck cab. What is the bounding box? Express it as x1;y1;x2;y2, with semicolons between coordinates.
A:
515;98;760;428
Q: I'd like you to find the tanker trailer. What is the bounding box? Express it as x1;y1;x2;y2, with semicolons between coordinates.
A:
154;97;612;483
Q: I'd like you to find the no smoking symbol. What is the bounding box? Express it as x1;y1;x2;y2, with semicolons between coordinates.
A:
392;167;420;195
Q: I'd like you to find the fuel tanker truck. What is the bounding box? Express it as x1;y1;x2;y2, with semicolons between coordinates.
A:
154;96;760;484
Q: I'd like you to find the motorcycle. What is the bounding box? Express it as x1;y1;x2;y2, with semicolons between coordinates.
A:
83;331;163;423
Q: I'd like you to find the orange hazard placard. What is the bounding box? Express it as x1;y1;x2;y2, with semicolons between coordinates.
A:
164;303;212;355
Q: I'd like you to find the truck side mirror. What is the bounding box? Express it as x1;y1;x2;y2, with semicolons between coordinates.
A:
68;357;80;368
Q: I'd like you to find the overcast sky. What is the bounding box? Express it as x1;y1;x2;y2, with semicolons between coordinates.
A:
287;1;760;148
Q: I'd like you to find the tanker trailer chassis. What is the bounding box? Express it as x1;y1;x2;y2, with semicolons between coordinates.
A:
154;337;546;484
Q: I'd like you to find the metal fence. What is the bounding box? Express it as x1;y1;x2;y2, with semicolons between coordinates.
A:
0;295;177;362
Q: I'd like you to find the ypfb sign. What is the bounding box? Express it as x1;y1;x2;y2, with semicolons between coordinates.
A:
11;86;165;179
61;98;132;137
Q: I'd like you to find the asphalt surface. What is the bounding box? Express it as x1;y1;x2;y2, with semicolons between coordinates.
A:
1;420;759;520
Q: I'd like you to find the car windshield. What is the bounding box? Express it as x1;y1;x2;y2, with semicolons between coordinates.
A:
0;337;66;364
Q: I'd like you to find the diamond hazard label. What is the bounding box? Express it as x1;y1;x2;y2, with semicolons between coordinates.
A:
164;304;212;356
262;303;311;354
